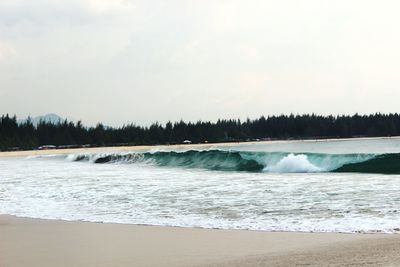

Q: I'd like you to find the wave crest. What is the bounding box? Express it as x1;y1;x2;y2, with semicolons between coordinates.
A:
265;154;321;173
28;150;400;174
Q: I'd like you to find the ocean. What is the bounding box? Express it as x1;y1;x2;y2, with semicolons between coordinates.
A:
1;137;400;233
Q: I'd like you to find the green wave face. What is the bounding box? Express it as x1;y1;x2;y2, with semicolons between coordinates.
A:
71;150;400;174
333;153;400;174
142;150;264;172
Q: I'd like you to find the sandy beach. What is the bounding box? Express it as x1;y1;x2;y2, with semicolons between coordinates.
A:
0;144;166;158
0;143;231;158
0;215;399;267
1;136;398;158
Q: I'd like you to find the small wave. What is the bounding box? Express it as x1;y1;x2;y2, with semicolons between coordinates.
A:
68;153;145;164
26;154;67;160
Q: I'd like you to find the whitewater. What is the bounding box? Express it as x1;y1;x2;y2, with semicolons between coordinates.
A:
1;137;400;233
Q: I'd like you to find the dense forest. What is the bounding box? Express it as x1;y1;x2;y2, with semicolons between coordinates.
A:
1;113;400;151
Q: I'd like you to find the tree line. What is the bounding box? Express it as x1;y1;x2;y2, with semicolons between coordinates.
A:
1;113;400;151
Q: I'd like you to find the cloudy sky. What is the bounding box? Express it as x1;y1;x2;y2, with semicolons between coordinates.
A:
1;0;400;126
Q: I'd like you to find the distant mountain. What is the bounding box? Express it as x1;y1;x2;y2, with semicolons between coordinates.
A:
18;113;64;126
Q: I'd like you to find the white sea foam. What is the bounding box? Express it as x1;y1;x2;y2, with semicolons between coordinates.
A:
26;154;64;159
265;154;322;173
2;150;400;233
6;139;400;233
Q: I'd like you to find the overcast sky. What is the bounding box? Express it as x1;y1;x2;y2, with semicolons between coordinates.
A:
1;0;400;126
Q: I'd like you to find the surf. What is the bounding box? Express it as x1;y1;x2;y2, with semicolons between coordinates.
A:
31;150;400;174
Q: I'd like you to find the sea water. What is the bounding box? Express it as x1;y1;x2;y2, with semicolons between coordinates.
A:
1;137;400;233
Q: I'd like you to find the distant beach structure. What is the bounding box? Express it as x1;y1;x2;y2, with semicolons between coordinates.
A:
38;145;57;150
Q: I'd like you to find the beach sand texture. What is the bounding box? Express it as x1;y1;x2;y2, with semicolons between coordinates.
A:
1;215;400;267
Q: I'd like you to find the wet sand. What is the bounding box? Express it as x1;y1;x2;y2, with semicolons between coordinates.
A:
1;215;400;267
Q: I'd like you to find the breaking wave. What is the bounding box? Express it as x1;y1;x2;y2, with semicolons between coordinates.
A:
31;150;400;174
67;150;265;172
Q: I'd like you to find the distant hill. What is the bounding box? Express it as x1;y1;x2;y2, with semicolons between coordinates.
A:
18;113;64;126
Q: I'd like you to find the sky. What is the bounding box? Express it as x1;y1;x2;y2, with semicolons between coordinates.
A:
1;0;400;126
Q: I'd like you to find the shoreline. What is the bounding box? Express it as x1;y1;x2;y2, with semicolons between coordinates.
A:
1;135;399;158
1;213;398;235
1;215;400;267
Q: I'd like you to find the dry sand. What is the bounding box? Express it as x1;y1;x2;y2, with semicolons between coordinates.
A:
1;215;400;267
